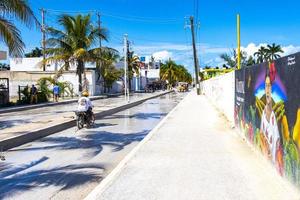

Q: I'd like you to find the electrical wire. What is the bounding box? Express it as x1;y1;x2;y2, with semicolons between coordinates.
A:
44;9;182;24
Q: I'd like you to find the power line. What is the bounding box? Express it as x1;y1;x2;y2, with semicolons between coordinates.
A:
43;8;182;24
101;13;181;23
44;9;97;14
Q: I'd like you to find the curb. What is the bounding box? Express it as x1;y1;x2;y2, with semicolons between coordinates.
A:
0;91;173;151
84;90;190;200
0;94;121;114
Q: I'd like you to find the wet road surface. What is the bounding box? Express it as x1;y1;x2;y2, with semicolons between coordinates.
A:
0;92;166;141
0;92;185;200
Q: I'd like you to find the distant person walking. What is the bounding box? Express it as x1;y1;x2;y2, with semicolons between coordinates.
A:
53;83;60;102
30;84;38;104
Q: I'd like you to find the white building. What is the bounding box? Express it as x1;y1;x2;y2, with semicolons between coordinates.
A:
136;56;161;90
1;55;162;99
1;57;99;99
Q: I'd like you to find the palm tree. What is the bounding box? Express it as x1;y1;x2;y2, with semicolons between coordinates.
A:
98;51;122;93
176;65;192;84
127;51;140;90
0;0;38;57
254;46;267;63
25;47;43;57
160;59;179;87
220;49;247;69
246;55;256;66
46;14;109;93
266;43;284;61
220;53;236;68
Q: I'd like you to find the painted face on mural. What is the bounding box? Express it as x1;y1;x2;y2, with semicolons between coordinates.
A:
265;76;272;106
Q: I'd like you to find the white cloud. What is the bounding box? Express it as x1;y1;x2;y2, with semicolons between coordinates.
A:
281;45;300;56
152;50;173;61
112;42;300;72
240;43;266;58
241;43;300;58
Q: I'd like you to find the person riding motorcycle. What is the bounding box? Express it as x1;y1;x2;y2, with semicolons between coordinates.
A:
77;91;93;121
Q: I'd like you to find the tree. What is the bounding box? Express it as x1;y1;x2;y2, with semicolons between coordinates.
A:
266;43;284;61
246;55;256;66
160;59;178;86
254;46;267;64
176;65;192;84
160;59;192;86
0;0;38;57
127;51;140;91
220;49;247;69
220;53;236;68
46;14;110;93
98;51;122;93
37;77;74;100
254;44;284;63
25;47;43;57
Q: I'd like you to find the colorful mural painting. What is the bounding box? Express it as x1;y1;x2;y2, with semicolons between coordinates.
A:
235;52;300;185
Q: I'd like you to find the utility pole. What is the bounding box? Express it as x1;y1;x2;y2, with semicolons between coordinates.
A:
41;8;46;71
126;39;130;102
190;16;200;95
237;14;241;70
124;34;129;102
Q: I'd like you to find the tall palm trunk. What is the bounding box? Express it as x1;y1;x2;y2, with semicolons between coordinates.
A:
128;77;132;91
77;60;84;93
128;66;132;91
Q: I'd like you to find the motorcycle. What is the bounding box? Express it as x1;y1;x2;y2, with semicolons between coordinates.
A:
75;110;95;129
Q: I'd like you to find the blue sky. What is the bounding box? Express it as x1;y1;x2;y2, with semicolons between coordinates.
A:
3;0;300;72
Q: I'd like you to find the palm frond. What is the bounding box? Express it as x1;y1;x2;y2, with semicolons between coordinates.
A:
0;0;39;27
0;17;24;57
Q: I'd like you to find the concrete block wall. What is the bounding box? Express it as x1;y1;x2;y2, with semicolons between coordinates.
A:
201;71;235;123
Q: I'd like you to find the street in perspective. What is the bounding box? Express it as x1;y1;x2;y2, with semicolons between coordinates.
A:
1;0;300;200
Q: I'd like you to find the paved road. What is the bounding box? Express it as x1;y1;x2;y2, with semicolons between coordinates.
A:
0;92;185;200
0;92;166;141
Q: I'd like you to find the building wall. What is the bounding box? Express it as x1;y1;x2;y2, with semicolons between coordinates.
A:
140;69;160;79
9;57;96;72
0;70;96;98
10;57;57;71
201;71;235;122
201;52;300;189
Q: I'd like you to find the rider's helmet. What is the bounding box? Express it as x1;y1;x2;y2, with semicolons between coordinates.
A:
82;91;89;97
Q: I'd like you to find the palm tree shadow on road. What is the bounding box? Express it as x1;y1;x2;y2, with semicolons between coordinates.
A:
0;162;105;200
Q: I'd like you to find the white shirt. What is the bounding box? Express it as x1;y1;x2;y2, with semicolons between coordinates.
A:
260;110;280;163
77;97;93;112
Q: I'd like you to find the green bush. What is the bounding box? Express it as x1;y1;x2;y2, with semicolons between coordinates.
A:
18;86;30;104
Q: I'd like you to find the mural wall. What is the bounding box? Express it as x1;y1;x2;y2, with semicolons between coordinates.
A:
235;52;300;185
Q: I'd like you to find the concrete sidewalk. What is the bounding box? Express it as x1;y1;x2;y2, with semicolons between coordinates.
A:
0;94;120;114
87;92;300;200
